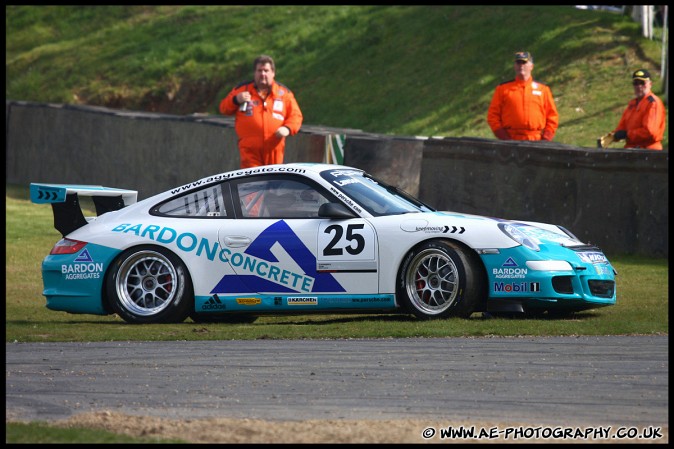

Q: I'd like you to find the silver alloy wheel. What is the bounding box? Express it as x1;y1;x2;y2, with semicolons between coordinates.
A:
115;250;178;317
404;248;460;315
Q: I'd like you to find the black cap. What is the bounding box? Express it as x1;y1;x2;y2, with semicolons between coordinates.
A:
515;51;533;62
632;69;651;81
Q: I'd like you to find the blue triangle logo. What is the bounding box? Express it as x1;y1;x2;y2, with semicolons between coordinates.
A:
502;257;518;267
74;249;94;263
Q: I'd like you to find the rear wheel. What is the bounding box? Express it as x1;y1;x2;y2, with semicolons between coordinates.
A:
397;240;485;319
106;246;193;324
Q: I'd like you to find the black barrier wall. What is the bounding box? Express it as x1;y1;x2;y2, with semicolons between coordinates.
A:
419;138;669;258
6;101;668;257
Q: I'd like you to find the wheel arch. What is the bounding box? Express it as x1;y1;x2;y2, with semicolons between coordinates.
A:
397;237;489;312
439;238;489;311
101;243;196;314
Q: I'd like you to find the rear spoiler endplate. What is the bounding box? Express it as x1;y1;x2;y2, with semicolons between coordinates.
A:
30;183;138;237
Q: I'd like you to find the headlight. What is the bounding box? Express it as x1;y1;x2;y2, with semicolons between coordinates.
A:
526;260;573;271
498;223;540;251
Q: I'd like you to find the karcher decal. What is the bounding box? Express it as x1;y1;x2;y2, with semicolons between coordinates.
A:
287;297;318;305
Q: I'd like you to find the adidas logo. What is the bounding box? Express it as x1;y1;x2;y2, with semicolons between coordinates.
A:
202;294;227;310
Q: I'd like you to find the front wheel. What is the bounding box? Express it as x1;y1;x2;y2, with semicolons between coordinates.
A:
106;246;193;324
397;240;485;319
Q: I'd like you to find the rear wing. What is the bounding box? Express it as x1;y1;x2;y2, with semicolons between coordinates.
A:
30;183;138;237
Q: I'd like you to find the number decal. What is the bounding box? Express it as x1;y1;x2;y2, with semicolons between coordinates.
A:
322;224;366;256
318;220;376;264
323;224;343;256
345;224;365;255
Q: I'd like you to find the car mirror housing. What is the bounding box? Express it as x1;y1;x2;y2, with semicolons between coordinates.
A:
318;202;357;218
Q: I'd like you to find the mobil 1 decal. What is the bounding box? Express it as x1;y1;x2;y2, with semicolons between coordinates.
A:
212;220;345;294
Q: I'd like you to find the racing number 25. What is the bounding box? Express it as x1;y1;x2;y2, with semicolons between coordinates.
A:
323;224;365;256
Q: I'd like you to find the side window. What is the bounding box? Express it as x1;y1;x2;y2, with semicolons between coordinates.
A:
237;181;267;218
235;178;330;218
155;185;227;217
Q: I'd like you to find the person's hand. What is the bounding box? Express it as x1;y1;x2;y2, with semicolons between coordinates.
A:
236;92;251;104
541;130;554;141
613;130;627;141
494;128;510;140
598;132;615;148
275;126;290;138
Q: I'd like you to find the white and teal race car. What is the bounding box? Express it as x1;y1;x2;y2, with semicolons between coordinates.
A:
30;163;616;324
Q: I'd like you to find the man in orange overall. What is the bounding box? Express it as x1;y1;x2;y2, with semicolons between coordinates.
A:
604;69;666;150
220;55;303;168
487;51;559;141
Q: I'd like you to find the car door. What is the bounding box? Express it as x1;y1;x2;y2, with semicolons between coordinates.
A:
216;175;379;296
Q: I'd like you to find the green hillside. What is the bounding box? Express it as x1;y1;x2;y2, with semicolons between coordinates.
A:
5;5;668;148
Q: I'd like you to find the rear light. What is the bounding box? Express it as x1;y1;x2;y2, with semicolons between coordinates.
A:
50;238;87;255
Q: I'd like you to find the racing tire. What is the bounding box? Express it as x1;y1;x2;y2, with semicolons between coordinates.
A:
106;246;193;324
397;240;486;319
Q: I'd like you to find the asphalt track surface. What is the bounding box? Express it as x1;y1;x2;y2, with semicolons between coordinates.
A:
5;335;669;428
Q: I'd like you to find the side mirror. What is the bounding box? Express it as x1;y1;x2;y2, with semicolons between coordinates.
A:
318;202;358;218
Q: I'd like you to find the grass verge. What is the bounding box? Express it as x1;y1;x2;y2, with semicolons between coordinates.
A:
5;422;186;444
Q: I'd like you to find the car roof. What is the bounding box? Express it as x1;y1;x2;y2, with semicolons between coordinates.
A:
147;163;365;203
197;163;362;186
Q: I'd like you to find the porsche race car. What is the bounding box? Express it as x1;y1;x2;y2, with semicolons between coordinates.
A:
30;163;617;324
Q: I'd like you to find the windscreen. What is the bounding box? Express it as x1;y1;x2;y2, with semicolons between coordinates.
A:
320;168;434;216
